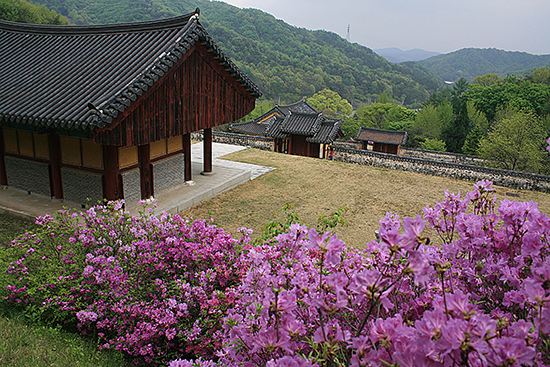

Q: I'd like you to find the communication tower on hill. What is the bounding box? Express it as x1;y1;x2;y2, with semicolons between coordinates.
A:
346;24;350;41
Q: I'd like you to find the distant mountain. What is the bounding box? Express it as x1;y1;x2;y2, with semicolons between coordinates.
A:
374;48;441;63
24;0;444;106
418;48;550;82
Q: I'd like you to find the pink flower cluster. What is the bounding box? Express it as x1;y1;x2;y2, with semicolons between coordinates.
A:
213;180;549;366
5;179;550;366
6;202;246;365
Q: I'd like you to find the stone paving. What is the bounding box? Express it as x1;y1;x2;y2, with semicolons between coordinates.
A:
0;143;275;220
191;142;275;180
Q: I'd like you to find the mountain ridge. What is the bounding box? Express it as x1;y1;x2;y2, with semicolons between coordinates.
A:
374;47;441;63
418;47;550;82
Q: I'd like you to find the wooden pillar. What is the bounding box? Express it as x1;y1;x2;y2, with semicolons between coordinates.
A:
138;144;153;199
288;135;293;155
103;145;121;201
183;133;192;182
49;133;63;199
202;128;213;175
0;128;7;186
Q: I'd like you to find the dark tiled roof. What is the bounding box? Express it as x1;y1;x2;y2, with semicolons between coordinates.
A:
265;115;288;139
280;112;322;136
307;116;344;144
0;9;261;132
355;127;408;145
276;98;318;116
249;98;318;124
230;120;268;136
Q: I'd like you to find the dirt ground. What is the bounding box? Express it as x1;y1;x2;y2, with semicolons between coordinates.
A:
180;149;550;249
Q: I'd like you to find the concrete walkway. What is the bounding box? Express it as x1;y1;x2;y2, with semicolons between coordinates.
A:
0;143;275;221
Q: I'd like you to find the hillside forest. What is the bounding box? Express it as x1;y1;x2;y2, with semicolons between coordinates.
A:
1;0;549;175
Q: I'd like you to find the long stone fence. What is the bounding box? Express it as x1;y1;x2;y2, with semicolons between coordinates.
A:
193;131;550;193
192;131;274;151
330;145;550;193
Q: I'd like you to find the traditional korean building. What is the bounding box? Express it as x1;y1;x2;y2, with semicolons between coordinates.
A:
231;99;344;158
354;127;408;155
0;9;261;207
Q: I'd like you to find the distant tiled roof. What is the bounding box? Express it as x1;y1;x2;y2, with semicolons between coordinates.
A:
230;120;268;136
265;115;288;139
276;99;318;116
355;127;408;145
280;112;322;136
230;99;342;144
0;9;261;132
308;116;344;144
250;98;318;124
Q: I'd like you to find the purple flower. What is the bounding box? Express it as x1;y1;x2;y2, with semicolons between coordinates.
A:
266;355;316;367
486;337;536;367
407;250;432;286
402;214;426;250
251;326;291;354
76;310;98;324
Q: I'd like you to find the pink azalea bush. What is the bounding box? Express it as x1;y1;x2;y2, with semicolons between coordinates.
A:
4;202;246;365
208;180;548;366
4;180;550;366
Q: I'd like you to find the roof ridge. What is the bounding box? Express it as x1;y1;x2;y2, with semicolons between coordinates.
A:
0;9;200;35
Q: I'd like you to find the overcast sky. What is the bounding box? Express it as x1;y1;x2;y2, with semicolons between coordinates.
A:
219;0;550;55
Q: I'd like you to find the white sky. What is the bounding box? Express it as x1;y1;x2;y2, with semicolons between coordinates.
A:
219;0;550;55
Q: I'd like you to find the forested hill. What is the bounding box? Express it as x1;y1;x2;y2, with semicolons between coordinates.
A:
419;48;550;83
25;0;444;106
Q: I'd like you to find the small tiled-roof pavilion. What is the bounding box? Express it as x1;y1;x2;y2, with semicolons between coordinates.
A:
231;99;343;158
0;9;261;206
354;127;408;155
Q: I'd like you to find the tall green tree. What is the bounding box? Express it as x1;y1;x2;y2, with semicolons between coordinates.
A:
532;67;550;84
442;78;471;153
478;107;547;173
307;89;352;117
462;101;489;155
472;73;502;87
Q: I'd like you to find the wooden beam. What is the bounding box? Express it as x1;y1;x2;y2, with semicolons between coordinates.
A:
103;145;121;201
0;128;8;186
202;128;212;174
183;133;192;182
49;133;63;199
138;144;153;199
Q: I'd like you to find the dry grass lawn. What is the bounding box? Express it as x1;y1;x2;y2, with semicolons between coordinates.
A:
180;149;550;249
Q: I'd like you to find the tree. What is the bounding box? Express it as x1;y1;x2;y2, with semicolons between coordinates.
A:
532;67;550;84
420;138;446;152
472;73;502;87
462;101;489;155
307;88;352;117
340;114;361;139
442;78;471;153
377;91;392;103
478;107;547;173
0;0;69;24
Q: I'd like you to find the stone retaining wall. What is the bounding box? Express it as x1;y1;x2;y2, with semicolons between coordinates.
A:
330;145;550;193
61;167;103;205
400;147;487;165
153;154;185;195
5;156;51;197
333;139;363;150
192;131;274;151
